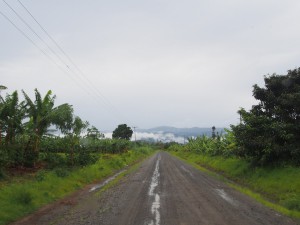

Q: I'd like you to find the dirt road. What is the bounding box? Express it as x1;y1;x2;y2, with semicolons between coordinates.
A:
13;152;298;225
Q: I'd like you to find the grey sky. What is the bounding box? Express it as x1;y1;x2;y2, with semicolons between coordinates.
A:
1;0;300;131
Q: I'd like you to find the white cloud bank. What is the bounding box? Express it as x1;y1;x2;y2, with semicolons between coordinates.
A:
104;132;185;143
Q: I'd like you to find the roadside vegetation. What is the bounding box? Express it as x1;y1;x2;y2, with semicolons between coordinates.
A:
0;87;138;173
0;87;156;224
0;147;154;225
168;68;300;218
1;68;300;221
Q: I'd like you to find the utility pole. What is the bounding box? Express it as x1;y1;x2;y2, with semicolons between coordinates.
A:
133;126;137;142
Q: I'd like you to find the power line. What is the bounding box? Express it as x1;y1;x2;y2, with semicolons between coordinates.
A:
2;0;102;103
0;9;121;124
0;8;99;99
0;10;56;67
9;0;118;111
3;0;69;67
1;1;129;123
15;0;127;121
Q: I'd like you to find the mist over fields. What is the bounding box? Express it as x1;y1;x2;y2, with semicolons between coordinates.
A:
104;126;225;143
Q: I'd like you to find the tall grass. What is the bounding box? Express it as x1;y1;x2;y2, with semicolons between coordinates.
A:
0;147;154;225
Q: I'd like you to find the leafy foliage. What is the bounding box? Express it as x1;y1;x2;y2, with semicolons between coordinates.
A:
0;147;154;225
0;91;25;145
231;68;300;165
168;129;235;157
86;126;104;139
168;68;300;166
22;89;73;149
112;124;133;140
14;189;33;205
0;88;134;171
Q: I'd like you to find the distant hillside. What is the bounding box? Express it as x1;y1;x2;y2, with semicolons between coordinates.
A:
137;126;225;138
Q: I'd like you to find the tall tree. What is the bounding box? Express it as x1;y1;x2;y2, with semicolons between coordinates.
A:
112;124;133;140
0;85;7;144
211;126;216;139
231;68;300;165
0;91;25;145
22;89;73;166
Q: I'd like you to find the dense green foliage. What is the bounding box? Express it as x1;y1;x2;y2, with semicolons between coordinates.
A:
169;129;236;157
231;68;300;165
0;88;75;168
165;68;300;218
0;87;154;224
0;88;134;171
1;66;299;221
0;147;154;225
112;124;133;140
86;126;104;139
170;68;300;166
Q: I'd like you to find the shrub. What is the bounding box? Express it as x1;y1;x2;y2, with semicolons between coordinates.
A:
282;197;300;211
35;170;47;181
74;149;97;166
54;168;69;177
0;168;7;180
40;153;67;169
14;189;33;205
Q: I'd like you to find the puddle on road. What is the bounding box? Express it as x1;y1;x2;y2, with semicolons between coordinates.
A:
89;169;126;192
215;188;238;207
147;155;161;225
180;165;194;177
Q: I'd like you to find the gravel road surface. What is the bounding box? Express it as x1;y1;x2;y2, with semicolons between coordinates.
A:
12;152;299;225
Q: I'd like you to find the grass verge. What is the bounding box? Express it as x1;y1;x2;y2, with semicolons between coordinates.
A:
171;151;300;219
0;147;154;225
95;157;146;197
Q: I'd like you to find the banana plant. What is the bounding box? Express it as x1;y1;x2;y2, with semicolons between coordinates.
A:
0;91;25;145
22;89;73;166
0;85;7;145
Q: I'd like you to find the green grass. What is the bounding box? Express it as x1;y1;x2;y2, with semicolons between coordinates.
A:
0;147;154;225
95;157;145;197
171;151;300;219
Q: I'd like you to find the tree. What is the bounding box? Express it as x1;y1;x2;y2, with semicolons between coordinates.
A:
63;116;89;166
231;68;300;165
22;89;73;166
86;126;104;140
0;91;25;145
112;124;133;140
0;85;7;145
211;126;216;139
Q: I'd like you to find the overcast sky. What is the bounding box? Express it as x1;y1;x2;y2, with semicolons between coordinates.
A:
1;0;300;131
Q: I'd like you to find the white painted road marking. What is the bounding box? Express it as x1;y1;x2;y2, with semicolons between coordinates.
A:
89;170;126;192
147;155;161;225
